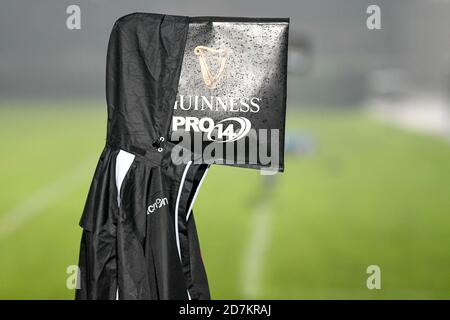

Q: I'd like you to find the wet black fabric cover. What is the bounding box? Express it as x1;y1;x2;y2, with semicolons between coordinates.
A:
171;16;289;171
76;13;210;300
105;13;190;150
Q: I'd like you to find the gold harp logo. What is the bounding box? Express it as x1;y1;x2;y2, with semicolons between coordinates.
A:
194;46;228;89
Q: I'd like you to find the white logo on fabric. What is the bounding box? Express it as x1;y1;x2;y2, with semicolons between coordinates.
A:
207;117;252;143
147;197;168;214
172;116;252;143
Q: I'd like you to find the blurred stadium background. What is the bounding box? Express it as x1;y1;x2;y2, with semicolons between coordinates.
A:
1;0;449;299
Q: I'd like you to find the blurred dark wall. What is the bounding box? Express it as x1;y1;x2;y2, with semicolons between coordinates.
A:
0;0;448;105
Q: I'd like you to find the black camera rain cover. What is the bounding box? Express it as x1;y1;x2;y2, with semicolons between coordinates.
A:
170;17;289;172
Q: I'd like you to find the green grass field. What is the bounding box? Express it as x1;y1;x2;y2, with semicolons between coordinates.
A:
1;102;449;299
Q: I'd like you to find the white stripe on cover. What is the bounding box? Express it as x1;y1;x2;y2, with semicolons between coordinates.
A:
186;166;209;222
175;160;193;300
115;149;135;207
114;149;135;300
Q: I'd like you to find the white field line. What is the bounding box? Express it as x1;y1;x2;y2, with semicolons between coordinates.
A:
0;157;95;240
240;198;273;298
